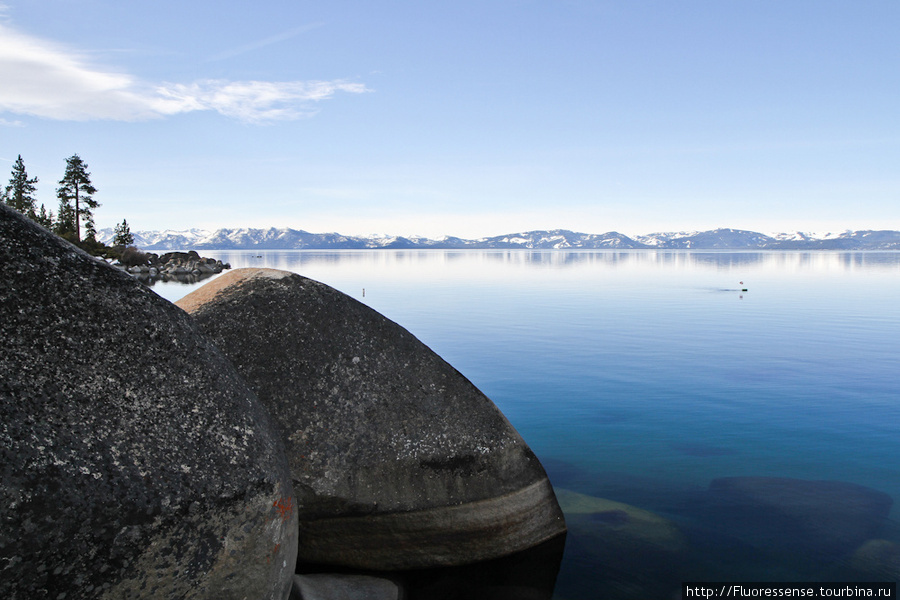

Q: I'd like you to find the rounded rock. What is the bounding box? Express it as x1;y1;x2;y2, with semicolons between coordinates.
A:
0;206;298;599
177;268;565;570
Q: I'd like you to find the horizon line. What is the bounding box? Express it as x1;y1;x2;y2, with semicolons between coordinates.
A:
96;225;873;240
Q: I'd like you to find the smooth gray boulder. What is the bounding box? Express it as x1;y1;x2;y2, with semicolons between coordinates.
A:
177;268;565;569
0;205;297;599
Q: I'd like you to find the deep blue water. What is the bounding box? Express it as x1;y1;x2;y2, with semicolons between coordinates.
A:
157;250;900;598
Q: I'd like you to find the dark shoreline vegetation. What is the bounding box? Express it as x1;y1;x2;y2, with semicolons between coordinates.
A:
2;154;231;285
2;153;140;263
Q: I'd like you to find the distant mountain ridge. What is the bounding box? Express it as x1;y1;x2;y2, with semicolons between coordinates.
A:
96;227;900;251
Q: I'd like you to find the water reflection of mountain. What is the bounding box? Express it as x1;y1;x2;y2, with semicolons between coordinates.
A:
210;249;900;275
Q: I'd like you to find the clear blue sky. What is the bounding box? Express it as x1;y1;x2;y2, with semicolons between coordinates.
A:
1;1;898;238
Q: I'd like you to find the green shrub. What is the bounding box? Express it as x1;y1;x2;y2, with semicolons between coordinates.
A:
120;246;150;268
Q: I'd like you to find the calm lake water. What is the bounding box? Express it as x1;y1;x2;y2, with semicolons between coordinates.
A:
156;250;900;599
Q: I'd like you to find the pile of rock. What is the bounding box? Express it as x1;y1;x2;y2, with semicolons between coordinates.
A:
119;249;231;283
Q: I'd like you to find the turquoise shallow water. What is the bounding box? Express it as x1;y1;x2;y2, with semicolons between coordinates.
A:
157;250;900;598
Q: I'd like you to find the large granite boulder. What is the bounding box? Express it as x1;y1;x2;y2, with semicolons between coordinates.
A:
177;268;565;569
0;205;297;599
706;476;893;558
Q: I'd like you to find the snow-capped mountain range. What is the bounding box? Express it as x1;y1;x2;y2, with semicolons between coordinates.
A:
96;227;900;251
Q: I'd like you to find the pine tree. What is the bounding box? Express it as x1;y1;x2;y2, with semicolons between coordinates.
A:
56;154;98;242
35;204;54;229
4;155;39;219
55;196;77;239
113;218;135;246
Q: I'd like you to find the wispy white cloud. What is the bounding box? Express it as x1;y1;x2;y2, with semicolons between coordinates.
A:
205;22;325;63
0;23;369;123
151;79;370;123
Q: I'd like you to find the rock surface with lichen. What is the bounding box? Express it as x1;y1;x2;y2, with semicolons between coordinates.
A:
177;267;566;570
0;205;297;599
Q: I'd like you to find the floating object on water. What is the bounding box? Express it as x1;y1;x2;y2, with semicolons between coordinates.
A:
740;281;748;292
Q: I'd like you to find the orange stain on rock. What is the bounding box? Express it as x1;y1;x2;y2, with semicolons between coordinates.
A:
272;497;294;523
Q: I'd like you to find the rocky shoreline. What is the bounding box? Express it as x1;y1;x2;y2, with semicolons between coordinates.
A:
0;204;566;600
115;249;231;283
